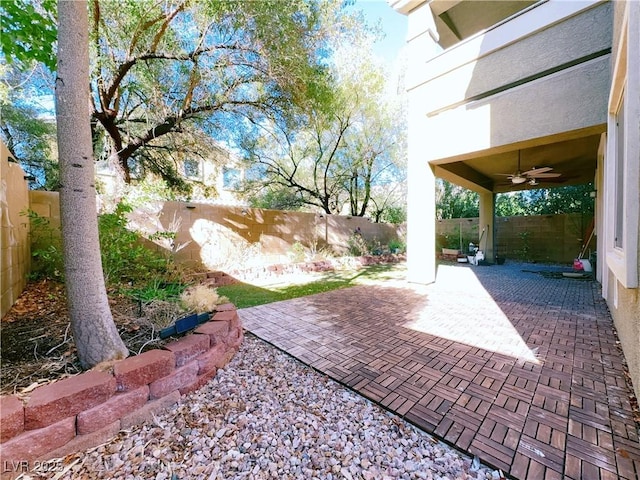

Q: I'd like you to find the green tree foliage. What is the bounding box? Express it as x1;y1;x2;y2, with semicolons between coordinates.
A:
0;66;58;189
435;179;479;219
88;0;344;193
0;0;58;189
526;183;595;215
438;180;594;219
494;191;529;217
0;0;57;70
240;30;406;218
495;183;595;217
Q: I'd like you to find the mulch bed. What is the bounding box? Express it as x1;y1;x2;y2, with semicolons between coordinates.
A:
0;280;168;396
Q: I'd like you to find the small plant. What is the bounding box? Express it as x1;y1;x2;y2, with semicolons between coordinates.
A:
370;238;383;255
180;284;228;313
127;277;186;303
21;209;64;280
289;241;307;263
147;211;191;255
388;238;406;254
347;232;370;256
141;300;186;330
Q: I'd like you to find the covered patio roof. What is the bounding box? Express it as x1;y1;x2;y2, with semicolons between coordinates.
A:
432;127;602;194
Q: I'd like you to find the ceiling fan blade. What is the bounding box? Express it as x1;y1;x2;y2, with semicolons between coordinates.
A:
522;166;553;176
529;172;561;178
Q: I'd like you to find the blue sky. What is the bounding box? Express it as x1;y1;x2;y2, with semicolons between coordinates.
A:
354;0;408;65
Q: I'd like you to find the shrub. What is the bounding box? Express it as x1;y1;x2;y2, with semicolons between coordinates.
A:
98;202;167;284
180;284;228;313
347;232;370;256
388;238;406;253
22;209;64;281
289;241;306;263
23;203;176;286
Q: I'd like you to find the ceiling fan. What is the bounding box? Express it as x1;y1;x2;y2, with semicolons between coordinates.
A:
496;151;561;185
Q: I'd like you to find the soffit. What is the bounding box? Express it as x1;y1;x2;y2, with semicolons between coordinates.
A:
432;0;538;49
435;131;602;194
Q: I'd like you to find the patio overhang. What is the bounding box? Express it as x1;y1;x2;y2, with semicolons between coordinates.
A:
391;0;537;49
431;126;603;194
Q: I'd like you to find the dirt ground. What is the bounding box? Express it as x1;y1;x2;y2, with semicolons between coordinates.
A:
0;280;167;396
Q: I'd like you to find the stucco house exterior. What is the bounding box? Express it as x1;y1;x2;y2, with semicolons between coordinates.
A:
390;0;638;398
96;143;247;206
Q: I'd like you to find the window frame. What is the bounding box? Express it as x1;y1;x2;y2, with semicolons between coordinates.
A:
222;166;242;191
604;7;638;289
183;158;203;181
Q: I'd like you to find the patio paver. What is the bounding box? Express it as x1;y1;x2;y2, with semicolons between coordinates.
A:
239;262;640;479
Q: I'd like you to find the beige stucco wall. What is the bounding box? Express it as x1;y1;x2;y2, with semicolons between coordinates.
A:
1;143;30;319
606;273;640;401
131;201;401;269
26;194;402;271
603;0;640;401
415;2;611;162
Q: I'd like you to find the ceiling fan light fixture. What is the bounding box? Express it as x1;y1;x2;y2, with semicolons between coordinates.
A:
528;178;539;186
511;176;527;184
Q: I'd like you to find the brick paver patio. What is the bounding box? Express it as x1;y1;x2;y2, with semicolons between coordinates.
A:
239;262;640;479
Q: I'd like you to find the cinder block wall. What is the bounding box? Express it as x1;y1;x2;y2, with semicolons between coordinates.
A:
1;144;30;319
21;195;402;271
29;191;61;231
436;214;594;263
129;201;401;268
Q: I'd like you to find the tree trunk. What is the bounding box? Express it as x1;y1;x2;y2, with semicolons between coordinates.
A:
56;0;128;368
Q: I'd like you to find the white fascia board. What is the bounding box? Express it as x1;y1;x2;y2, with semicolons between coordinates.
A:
418;0;603;86
389;0;427;15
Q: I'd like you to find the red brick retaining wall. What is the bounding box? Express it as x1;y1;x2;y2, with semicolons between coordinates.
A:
0;305;243;478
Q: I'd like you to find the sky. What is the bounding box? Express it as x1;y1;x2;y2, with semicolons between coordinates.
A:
353;0;408;67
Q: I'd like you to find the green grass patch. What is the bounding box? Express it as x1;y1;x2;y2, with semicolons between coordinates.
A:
218;263;405;309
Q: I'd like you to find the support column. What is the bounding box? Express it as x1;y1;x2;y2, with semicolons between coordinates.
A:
403;1;440;285
478;191;495;262
406;153;436;284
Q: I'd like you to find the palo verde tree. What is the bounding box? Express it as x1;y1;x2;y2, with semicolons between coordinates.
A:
56;0;129;367
240;31;406;217
89;0;343;192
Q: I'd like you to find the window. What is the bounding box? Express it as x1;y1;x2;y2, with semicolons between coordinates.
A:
614;97;624;249
604;6;638;290
222;166;241;190
184;158;202;180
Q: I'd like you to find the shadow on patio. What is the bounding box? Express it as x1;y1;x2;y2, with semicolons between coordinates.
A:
238;262;640;479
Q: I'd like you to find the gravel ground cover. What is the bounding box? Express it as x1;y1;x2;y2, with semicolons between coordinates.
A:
48;334;501;480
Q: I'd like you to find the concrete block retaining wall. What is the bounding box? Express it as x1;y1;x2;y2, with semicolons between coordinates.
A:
0;306;243;477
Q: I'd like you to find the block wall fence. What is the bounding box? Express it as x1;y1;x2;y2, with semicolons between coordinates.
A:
1;147;30;319
2;187;593;318
0;305;243;477
437;214;594;263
